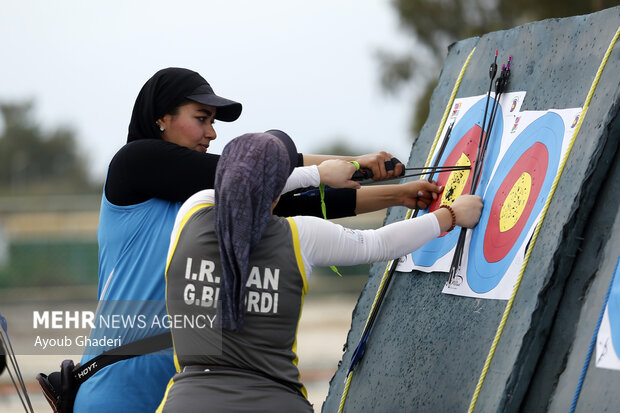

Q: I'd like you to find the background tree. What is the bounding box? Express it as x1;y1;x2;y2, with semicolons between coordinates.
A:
0;101;98;195
316;139;374;157
379;0;618;137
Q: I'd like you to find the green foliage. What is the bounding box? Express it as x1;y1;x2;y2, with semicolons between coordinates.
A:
0;240;98;288
0;101;98;195
314;140;374;157
380;0;618;135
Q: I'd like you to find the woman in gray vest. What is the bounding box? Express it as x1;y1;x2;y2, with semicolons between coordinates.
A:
160;133;483;412
73;66;441;413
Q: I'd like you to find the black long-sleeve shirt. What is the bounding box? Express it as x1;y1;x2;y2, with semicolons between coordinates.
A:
104;139;357;218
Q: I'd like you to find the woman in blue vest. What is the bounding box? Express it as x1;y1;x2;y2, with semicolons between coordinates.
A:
74;67;441;412
159;133;483;412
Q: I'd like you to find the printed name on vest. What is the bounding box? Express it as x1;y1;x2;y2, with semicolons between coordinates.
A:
183;258;280;315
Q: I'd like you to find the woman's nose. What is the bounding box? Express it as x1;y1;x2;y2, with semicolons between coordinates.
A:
205;124;217;140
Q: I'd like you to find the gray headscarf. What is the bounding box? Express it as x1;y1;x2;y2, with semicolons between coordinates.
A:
215;133;293;331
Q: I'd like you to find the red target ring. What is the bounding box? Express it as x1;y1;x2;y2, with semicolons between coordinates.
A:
428;124;484;213
483;142;549;263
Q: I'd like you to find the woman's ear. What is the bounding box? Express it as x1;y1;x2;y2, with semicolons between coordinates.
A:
156;114;171;132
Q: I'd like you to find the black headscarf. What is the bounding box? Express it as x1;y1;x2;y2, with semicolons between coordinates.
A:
215;133;293;331
127;67;241;142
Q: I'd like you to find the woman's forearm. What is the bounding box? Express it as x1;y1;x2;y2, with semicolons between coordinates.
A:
302;154;355;165
354;185;404;214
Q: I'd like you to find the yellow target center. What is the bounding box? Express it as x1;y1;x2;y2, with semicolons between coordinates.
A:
499;172;532;232
440;153;470;205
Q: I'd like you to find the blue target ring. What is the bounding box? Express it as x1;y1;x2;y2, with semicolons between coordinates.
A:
412;97;503;267
467;112;564;294
608;258;620;357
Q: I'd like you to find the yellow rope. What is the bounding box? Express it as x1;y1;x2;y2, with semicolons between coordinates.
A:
467;25;620;413
337;372;354;413
336;46;476;413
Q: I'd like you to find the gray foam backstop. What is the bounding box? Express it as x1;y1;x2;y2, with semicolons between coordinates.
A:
323;7;620;413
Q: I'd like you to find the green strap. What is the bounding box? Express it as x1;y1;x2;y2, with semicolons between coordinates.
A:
319;183;343;277
319;183;328;219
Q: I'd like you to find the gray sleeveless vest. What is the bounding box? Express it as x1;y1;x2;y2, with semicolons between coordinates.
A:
165;205;308;397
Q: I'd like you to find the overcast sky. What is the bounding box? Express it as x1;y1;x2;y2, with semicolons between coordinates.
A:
0;0;419;180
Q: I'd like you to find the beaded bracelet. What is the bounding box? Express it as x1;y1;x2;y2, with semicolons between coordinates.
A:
439;204;456;232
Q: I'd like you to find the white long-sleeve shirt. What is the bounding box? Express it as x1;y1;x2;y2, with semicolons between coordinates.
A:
170;189;440;276
281;165;320;194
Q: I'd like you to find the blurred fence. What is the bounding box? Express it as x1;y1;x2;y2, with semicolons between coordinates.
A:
0;195;388;290
0;195;101;288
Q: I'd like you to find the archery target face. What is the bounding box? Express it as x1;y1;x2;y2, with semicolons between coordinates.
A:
609;271;620;360
412;96;502;267
466;112;564;294
596;258;620;371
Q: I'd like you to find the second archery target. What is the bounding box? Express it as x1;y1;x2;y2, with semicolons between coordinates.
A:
467;112;564;294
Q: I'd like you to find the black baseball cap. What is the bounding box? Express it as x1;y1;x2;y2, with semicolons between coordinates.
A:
264;129;298;174
186;83;242;122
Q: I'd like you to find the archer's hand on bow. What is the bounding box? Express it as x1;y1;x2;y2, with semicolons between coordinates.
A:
354;151;404;181
317;160;360;189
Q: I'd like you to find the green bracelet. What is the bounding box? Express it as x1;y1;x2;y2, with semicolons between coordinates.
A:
350;160;360;170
